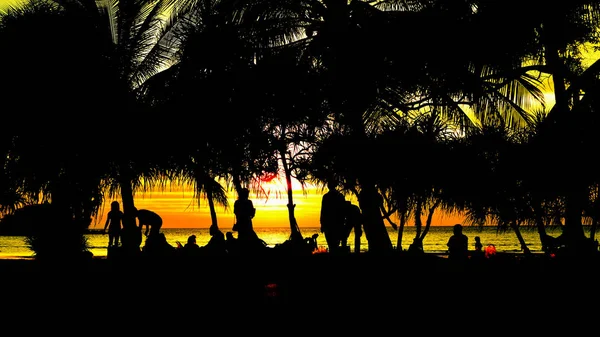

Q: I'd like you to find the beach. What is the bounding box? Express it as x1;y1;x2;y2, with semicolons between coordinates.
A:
0;247;596;336
0;225;596;325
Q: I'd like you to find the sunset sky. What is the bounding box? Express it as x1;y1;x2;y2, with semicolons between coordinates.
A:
104;182;328;229
96;181;465;229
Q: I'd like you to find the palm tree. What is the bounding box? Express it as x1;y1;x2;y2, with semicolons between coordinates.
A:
1;0;186;252
466;0;600;253
138;0;281;236
384;113;456;251
235;0;408;251
244;47;329;242
456;124;537;254
164;136;230;233
237;0;551;252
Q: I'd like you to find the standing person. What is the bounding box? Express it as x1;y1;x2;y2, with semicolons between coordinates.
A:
320;181;346;253
134;208;163;237
447;224;469;261
103;201;123;248
233;188;259;242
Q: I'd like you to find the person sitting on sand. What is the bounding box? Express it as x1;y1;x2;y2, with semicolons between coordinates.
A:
142;232;175;257
184;235;200;249
203;225;227;255
474;236;483;252
472;236;484;260
447;224;468;261
225;231;239;255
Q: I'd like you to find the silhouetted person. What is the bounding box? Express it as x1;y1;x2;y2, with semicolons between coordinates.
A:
447;224;468;261
177;234;200;258
474;236;483;252
320;181;346;253
472;236;484;260
185;234;200;249
134;208;163;237
234;188;259;242
103;201;123;248
225;231;239;255
143;232;175;257
203;225;227;255
344;201;363;253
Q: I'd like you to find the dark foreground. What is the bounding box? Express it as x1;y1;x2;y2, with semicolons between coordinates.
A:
0;251;596;295
0;251;598;332
0;253;599;336
0;249;600;330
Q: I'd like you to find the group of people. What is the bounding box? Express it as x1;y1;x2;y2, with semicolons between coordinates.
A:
102;186;491;259
320;181;363;254
102;187;267;255
446;223;496;261
102;201;163;249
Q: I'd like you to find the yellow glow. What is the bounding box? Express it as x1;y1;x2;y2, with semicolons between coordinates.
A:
0;0;25;11
92;186;326;229
90;181;465;229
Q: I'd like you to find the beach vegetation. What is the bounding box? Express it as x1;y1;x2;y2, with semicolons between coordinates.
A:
0;0;600;258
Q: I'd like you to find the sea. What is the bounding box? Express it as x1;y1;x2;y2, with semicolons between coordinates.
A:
0;225;574;258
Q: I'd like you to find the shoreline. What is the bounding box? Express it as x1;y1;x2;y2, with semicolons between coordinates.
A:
0;249;553;260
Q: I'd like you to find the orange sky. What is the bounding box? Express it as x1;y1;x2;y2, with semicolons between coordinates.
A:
91;180;465;229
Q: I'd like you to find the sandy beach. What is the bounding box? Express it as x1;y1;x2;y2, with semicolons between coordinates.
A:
0;250;596;336
1;251;595;288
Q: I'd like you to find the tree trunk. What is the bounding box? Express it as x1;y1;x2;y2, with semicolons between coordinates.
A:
396;211;407;251
544;37;588;248
119;169;141;253
510;221;531;255
358;184;393;253
207;187;219;230
418;199;440;242
413;199;423;240
354;224;361;254
531;200;553;253
280;146;303;241
590;189;599;241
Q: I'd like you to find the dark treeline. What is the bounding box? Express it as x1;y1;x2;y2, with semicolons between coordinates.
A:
1;0;600;258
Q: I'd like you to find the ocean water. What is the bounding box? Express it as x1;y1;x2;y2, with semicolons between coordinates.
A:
0;226;571;258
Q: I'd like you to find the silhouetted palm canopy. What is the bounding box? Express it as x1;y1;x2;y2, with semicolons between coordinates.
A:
2;0;600;257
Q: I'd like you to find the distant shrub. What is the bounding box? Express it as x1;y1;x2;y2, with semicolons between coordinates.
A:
4;203;91;260
25;228;90;260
